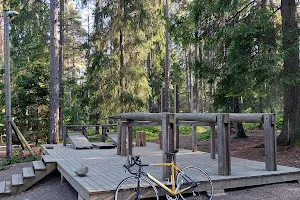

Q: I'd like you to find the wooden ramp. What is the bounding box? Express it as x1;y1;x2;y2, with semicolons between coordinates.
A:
91;142;115;149
106;132;118;147
68;132;93;149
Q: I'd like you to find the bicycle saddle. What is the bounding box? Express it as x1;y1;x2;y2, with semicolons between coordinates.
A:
165;149;179;156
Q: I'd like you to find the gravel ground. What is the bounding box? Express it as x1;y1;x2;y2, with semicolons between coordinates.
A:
1;169;77;200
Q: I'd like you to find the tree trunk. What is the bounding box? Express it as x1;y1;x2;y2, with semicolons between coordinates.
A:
230;97;247;138
119;0;125;112
58;0;65;144
146;52;154;112
0;2;3;64
48;0;60;144
277;0;300;145
163;0;170;112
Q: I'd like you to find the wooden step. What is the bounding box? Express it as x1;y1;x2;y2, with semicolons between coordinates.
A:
32;160;46;171
4;181;11;193
0;181;11;194
12;174;23;186
0;181;5;193
22;167;35;179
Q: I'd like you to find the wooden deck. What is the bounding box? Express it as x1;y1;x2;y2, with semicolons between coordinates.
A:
42;143;300;200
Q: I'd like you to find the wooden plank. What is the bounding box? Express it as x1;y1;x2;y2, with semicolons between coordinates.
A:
210;126;216;159
32;160;46;171
176;121;216;126
264;114;277;171
68;133;93;149
22;167;35;179
175;113;218;122
12;174;23;186
229;113;266;123
110;112;164;121
106;133;118;147
91;142;115;149
217;114;231;176
122;121;161;127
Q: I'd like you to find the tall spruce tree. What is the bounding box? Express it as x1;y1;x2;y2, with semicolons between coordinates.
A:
277;0;300;145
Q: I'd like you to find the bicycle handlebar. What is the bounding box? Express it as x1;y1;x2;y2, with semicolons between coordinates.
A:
124;155;149;175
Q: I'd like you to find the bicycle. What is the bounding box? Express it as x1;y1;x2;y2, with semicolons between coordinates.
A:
114;149;214;200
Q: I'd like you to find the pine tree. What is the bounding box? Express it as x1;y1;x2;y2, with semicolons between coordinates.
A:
49;0;60;144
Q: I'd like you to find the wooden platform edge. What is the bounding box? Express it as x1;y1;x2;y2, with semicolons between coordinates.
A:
213;171;300;190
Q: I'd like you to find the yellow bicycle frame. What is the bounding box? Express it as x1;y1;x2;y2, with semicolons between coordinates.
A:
146;161;195;196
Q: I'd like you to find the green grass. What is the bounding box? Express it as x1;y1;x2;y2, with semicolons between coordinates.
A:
0;155;38;170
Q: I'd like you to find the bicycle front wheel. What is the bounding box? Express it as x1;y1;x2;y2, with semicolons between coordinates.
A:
114;176;159;200
176;166;213;200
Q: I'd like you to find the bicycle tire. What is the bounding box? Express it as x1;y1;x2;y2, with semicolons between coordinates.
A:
114;176;159;200
176;166;213;200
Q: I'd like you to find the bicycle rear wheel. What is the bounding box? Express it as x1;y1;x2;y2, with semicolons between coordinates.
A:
114;176;159;200
176;166;213;200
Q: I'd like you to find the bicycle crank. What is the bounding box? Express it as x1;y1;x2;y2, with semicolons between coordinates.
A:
166;194;179;200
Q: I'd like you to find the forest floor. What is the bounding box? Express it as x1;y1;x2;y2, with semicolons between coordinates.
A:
1;131;300;199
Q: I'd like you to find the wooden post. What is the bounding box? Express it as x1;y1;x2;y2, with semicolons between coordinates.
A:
191;86;197;152
191;125;197;152
169;114;175;153
101;125;107;142
136;131;147;146
11;121;34;156
121;126;128;156
95;122;100;135
210;126;216;159
174;85;179;149
82;126;87;138
162;113;171;180
117;119;122;155
158;130;162;150
63;126;67;146
161;88;164;112
128;123;133;155
217;114;231;176
263;114;277;171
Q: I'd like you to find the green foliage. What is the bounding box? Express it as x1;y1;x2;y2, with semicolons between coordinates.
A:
197;130;211;140
132;126;161;141
276;114;283;130
243;123;261;130
0;156;37;171
179;126;206;135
